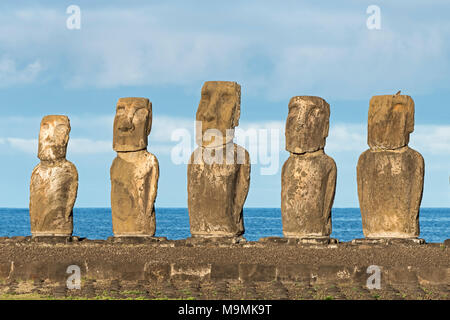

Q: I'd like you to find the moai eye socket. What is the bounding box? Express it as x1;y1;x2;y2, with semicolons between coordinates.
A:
312;107;321;117
134;108;148;120
393;103;405;113
56;124;68;134
221;92;232;102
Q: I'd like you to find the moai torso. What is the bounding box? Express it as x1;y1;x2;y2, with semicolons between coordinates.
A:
111;151;159;236
281;96;336;238
110;98;159;237
29;115;78;236
187;81;250;238
282;151;336;237
357;94;424;238
188;143;250;237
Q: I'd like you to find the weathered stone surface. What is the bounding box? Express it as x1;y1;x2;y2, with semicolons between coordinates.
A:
170;263;211;281
211;263;239;280
386;267;419;286
113;97;153;152
196;81;241;148
351;237;425;245
0;243;448;293
110;97;159;236
186;235;246;245
417;267;450;286
188;81;250;238
281;96;336;238
239;264;277;282
188;144;250;237
259;237;289;244
282;151;336;238
357;148;424;238
276;264;312;283
108;236;167;244
143;263;171;282
31;236;74;244
285;96;330;154
368;95;414;150
30;115;78;236
357;94;424;239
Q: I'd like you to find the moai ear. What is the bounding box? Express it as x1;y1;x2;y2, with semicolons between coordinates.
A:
146;101;153;136
406;98;415;134
233;104;241;128
232;83;241;128
64;117;71;145
393;95;415;135
322;100;330;139
323;117;330;138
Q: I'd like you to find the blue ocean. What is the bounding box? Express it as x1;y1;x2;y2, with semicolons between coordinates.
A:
0;208;448;243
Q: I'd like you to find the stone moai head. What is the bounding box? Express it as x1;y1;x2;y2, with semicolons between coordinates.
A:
113;97;152;152
38;115;71;161
368;95;414;150
285;96;330;154
196;81;241;147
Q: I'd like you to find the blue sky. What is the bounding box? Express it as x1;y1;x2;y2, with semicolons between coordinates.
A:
0;0;449;208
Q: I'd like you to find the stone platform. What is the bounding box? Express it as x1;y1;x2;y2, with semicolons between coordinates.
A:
0;237;448;299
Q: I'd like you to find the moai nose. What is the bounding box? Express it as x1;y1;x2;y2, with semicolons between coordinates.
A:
42;126;55;141
297;109;308;128
203;95;219;122
118;115;134;132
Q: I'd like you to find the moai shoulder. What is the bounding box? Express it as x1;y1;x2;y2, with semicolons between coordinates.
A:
281;96;337;240
111;149;159;181
110;97;159;237
187;81;250;239
357;94;424;239
29;115;78;237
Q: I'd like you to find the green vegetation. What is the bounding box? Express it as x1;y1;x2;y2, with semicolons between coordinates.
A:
120;290;147;296
0;292;199;300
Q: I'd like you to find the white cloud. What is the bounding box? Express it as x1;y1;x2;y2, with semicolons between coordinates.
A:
151;116;194;143
0;56;42;87
0;137;111;155
411;125;450;155
68;138;111;154
5;138;37;153
326;123;450;155
0;2;449;98
1;115;449;159
326;124;366;152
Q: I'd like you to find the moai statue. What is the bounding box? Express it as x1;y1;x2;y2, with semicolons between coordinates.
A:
187;81;250;239
281;96;337;241
110;97;159;237
357;94;424;239
29;115;78;236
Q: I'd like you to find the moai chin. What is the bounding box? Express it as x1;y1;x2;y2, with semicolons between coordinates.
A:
281;96;337;240
110;97;160;237
357;94;424;239
188;81;250;238
29;115;78;236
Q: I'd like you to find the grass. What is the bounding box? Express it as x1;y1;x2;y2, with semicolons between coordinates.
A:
120;290;147;295
0;292;198;300
0;293;55;300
